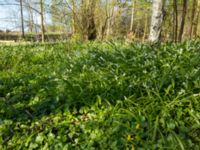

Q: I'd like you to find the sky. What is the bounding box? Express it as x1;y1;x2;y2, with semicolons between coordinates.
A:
0;1;18;30
0;0;51;31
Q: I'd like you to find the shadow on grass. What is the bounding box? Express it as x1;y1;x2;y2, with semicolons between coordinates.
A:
1;43;199;148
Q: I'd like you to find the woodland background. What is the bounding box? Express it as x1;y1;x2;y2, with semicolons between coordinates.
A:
0;0;199;42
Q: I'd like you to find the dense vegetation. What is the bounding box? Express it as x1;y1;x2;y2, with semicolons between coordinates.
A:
0;41;200;149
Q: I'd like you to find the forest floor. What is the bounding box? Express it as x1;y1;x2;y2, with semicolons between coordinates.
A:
0;41;200;149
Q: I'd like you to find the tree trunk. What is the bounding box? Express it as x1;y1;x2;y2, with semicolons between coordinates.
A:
20;0;25;39
149;0;164;43
189;0;196;39
143;13;148;42
106;0;115;37
173;0;178;42
193;0;200;37
81;0;97;40
40;0;45;42
71;0;76;34
27;0;34;32
87;3;96;40
178;0;187;42
130;0;136;31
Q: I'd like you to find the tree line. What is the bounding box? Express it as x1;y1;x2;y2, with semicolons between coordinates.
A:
1;0;200;42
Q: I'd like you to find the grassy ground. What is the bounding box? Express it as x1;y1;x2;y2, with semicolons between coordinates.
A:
0;41;200;149
0;32;68;42
0;40;16;44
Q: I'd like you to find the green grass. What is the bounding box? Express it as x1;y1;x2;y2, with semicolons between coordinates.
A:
0;41;200;149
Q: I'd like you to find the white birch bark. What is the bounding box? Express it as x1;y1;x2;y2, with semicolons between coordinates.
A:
149;0;164;42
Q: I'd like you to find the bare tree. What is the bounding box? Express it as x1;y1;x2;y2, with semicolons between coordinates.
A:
25;0;34;32
71;0;76;34
40;0;45;42
20;0;25;38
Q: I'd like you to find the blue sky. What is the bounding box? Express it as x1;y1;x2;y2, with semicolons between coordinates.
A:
0;1;18;30
0;0;51;31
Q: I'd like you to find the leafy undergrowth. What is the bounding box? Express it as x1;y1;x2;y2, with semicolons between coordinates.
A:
0;41;200;149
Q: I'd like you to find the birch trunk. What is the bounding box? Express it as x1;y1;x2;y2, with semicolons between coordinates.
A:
149;0;164;42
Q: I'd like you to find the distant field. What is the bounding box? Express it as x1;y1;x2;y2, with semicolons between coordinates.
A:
0;40;15;43
0;40;15;44
0;41;200;149
0;32;68;42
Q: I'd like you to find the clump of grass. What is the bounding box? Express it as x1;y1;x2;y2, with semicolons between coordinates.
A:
0;41;200;149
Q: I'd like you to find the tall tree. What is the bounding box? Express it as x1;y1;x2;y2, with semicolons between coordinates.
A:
178;0;187;42
106;0;116;37
20;0;25;38
81;0;97;40
71;0;76;34
130;0;136;32
24;0;34;32
189;0;196;39
173;0;178;42
143;13;148;42
193;0;200;37
40;0;45;42
149;0;164;42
